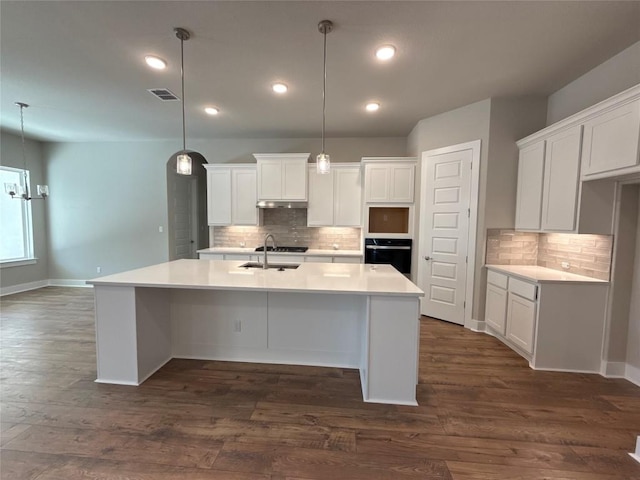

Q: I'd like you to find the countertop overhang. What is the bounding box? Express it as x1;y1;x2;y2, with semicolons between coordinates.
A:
88;259;423;297
486;264;609;284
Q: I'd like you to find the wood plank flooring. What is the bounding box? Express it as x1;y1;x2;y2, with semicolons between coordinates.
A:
1;286;639;479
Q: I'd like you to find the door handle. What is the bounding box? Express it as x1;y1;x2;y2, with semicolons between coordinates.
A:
424;256;432;261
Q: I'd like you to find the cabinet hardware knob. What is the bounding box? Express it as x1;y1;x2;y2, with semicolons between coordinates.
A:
424;256;432;261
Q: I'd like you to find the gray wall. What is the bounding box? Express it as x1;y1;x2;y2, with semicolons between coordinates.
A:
627;192;640;375
546;41;640;125
407;97;546;323
407;99;491;323
0;131;49;289
45;137;406;280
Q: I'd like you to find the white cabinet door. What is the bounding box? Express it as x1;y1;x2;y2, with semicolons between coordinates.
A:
506;292;536;355
266;255;304;264
365;165;390;202
307;166;334;226
335;167;362;226
207;169;232;225
541;125;582;232
389;165;415;203
257;159;283;200
231;168;258;225
337;256;362;264
485;283;508;335
581;99;640;176
515;141;545;231
282;159;307;200
305;256;332;263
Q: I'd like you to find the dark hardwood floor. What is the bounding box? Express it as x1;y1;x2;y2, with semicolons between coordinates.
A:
1;287;639;479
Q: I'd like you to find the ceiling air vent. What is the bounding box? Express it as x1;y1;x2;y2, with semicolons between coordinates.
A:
147;88;179;101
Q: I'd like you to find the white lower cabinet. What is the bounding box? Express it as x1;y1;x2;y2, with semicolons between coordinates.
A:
484;267;609;372
506;291;536;355
485;283;508;335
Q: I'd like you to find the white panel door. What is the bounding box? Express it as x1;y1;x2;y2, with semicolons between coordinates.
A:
541;125;582;231
335;167;362;226
207;168;231;225
307;166;334;226
231;167;257;225
515;141;545;231
419;148;472;325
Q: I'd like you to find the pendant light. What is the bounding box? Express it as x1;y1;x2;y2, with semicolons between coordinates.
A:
4;102;49;201
175;27;192;176
317;20;333;175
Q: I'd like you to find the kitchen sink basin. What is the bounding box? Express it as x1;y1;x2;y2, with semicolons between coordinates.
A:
239;262;300;270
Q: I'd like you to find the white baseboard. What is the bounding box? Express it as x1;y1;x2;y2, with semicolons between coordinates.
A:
601;361;627;377
0;280;49;297
601;361;640;387
48;279;92;288
625;364;640;387
1;278;91;297
466;319;485;332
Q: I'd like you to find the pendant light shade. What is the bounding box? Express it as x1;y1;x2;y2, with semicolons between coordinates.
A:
317;20;333;175
4;102;49;201
175;27;192;175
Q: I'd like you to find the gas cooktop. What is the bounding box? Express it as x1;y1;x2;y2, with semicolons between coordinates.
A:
254;246;309;253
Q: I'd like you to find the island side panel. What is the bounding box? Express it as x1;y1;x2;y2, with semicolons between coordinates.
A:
94;285;139;385
135;287;172;383
365;295;419;406
533;283;609;373
267;292;365;368
170;289;269;361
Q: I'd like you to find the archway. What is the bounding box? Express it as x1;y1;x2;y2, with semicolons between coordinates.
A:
166;152;209;260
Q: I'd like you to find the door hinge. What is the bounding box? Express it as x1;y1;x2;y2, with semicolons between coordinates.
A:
467;208;470;218
465;255;468;263
463;301;466;309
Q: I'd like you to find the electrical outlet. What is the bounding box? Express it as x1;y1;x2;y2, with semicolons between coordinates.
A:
561;262;570;270
233;320;241;333
158;226;164;233
96;266;102;273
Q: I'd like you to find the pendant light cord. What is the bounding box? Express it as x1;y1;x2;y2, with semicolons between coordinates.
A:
321;27;327;154
180;35;186;152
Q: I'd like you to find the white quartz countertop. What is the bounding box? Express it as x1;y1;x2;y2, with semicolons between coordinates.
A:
486;264;608;284
197;247;363;257
88;259;423;297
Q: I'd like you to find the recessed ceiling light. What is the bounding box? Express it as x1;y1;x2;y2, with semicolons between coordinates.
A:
375;45;396;61
365;102;380;112
204;107;219;115
272;83;288;94
145;55;167;70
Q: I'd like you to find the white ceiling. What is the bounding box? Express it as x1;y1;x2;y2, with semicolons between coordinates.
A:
1;1;638;143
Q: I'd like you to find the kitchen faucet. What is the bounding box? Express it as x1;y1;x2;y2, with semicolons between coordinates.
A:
263;233;276;269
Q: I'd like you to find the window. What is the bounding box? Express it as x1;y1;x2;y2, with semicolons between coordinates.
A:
0;166;34;263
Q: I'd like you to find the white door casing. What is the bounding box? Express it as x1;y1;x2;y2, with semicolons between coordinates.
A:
418;140;480;326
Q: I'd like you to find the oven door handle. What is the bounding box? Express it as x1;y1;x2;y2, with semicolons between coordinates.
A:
365;245;412;250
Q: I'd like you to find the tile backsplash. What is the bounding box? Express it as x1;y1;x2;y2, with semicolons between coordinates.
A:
212;209;361;250
486;229;613;281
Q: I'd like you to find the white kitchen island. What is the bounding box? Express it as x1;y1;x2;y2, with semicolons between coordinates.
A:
88;259;424;406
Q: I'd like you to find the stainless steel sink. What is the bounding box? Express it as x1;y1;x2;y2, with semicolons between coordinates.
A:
239;262;300;270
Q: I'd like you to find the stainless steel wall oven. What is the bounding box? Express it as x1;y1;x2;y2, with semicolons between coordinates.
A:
364;238;412;275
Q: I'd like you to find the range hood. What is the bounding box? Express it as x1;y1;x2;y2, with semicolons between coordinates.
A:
256;200;308;209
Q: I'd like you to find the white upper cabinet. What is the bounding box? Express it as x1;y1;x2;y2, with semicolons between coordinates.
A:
515;141;545;231
307;164;362;227
581;97;640;177
541;125;582;232
205;164;258;226
253;153;309;201
362;158;416;203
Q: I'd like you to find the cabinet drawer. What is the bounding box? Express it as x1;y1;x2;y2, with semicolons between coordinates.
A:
509;277;537;301
487;270;508;289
